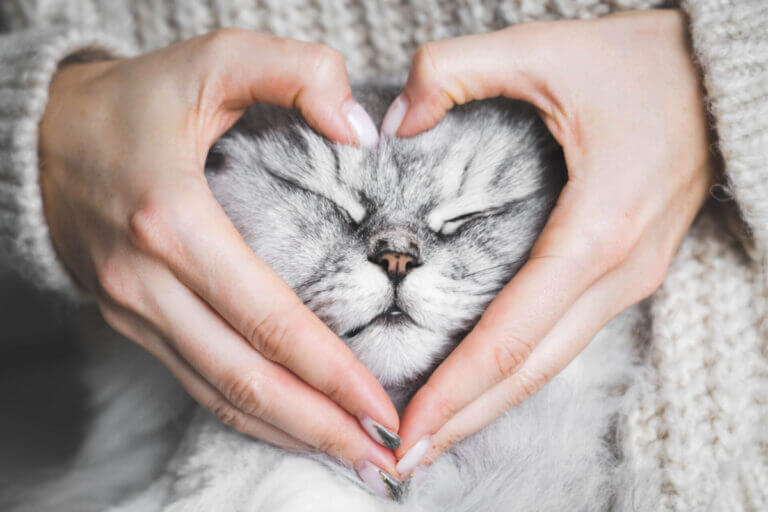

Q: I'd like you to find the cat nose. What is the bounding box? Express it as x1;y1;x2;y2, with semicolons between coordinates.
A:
373;252;417;281
368;229;421;283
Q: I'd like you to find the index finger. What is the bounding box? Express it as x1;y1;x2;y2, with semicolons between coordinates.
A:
381;23;560;139
180;29;379;148
129;181;400;445
395;191;614;457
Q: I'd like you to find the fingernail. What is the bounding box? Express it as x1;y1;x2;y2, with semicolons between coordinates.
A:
381;94;409;138
354;460;405;501
359;415;401;450
411;465;428;485
342;99;379;148
396;435;431;476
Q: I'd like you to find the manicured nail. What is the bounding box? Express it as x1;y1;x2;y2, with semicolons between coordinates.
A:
396;435;431;476
359;415;401;450
411;465;428;485
354;460;405;501
381;94;409;138
342;99;379;148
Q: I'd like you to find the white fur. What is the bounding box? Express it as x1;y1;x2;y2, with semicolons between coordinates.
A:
8;304;644;512
5;92;649;511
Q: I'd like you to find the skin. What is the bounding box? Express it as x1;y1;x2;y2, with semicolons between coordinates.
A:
40;9;714;489
39;29;398;474
387;9;716;474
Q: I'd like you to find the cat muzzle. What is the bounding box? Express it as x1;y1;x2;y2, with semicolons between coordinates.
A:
368;228;422;284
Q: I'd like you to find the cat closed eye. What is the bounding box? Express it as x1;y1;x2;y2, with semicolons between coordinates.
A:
438;210;493;236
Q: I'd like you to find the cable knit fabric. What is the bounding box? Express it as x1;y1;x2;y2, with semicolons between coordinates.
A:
684;1;768;257
623;211;768;511
0;1;766;510
0;28;131;299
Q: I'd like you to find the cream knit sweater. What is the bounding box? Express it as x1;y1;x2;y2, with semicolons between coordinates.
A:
1;1;766;510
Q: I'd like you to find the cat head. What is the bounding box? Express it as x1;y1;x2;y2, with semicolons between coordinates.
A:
206;85;565;394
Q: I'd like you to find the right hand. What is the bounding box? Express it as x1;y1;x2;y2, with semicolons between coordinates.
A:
39;29;398;474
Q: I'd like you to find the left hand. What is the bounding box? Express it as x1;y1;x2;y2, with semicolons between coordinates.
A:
381;10;716;476
39;30;398;474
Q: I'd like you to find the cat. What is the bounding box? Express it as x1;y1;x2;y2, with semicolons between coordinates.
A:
6;85;648;512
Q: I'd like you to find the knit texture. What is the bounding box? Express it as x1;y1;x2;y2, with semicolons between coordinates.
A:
0;27;131;299
624;210;768;511
0;1;766;510
684;1;768;259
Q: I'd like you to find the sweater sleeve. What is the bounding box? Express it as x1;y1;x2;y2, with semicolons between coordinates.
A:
0;28;131;300
682;1;768;259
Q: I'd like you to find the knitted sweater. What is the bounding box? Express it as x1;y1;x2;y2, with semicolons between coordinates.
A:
0;1;766;510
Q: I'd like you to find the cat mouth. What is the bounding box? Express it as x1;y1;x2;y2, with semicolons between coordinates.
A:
343;306;415;338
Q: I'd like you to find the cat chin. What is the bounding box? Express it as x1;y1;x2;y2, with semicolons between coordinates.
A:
344;321;454;388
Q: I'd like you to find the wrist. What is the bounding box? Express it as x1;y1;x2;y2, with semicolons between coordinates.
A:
40;60;119;163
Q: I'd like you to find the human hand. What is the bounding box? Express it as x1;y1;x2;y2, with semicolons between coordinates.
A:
381;10;716;476
39;29;401;484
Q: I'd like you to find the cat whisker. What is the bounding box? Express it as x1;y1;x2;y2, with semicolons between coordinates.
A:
456;259;528;280
456;263;510;279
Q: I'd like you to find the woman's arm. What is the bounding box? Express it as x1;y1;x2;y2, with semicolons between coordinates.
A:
0;18;399;496
388;1;768;477
379;8;722;475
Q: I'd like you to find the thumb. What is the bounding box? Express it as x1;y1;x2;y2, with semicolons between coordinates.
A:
381;23;557;138
190;29;379;148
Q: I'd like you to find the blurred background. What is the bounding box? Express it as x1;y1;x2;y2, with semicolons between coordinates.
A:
0;269;88;491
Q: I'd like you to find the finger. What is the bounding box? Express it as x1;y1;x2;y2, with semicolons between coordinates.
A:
141;30;397;439
401;264;630;473
129;184;400;443
394;183;635;459
395;193;684;471
123;260;397;472
98;301;310;453
381;23;562;139
184;29;378;147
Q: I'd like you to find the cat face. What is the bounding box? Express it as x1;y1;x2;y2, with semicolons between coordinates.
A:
206;87;565;391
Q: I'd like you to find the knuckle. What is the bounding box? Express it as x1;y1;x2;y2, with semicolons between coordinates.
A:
245;309;295;362
434;432;460;456
128;194;191;262
321;369;345;406
422;381;458;424
493;334;535;379
583;221;637;273
411;43;441;81
314;433;345;462
408;42;461;118
128;199;172;255
306;44;346;84
510;368;548;404
94;257;137;308
209;398;245;431
321;354;357;405
409;44;443;96
200;27;243;56
223;372;267;418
